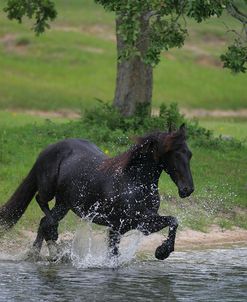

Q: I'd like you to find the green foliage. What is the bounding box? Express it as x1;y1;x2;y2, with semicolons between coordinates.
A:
84;101;184;134
145;20;187;65
4;0;57;34
187;0;224;22
95;0;247;72
83;101;244;151
159;103;182;132
3;0;247;73
221;43;247;73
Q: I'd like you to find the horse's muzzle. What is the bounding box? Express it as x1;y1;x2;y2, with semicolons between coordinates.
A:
179;187;194;198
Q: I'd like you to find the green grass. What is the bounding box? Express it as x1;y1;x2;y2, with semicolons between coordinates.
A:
0;30;116;110
199;118;247;143
0;110;69;128
158;144;247;231
0;111;246;232
154;57;246;109
0;1;246;111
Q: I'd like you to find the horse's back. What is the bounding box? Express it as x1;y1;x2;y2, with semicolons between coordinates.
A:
56;138;106;169
34;138;106;201
37;138;105;162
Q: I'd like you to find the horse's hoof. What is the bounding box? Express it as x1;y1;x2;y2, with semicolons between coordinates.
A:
155;243;171;260
47;241;69;263
47;255;59;263
47;241;60;260
24;247;42;262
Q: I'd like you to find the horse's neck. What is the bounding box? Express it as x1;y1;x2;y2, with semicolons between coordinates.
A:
125;155;163;186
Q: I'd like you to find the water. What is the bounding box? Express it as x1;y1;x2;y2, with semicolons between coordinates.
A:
0;237;246;302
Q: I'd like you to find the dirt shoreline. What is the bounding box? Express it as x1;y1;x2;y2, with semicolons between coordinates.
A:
4;108;247;120
139;225;247;252
1;225;246;258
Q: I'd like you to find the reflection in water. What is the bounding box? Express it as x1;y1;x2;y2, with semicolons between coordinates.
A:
0;247;246;302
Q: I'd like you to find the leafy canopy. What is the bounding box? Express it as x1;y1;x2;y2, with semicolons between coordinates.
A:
4;0;56;33
3;0;247;73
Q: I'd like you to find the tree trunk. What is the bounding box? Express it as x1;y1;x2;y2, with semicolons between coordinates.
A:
113;14;153;117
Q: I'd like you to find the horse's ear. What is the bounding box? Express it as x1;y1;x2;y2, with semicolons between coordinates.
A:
178;123;186;139
163;124;186;152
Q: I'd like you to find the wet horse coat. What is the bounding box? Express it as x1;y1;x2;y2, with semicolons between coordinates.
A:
0;125;194;259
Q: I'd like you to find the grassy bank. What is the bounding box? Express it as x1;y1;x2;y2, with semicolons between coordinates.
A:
0;110;246;233
199;118;247;144
0;1;246;111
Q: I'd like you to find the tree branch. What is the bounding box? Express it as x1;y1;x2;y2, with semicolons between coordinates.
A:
226;2;247;38
144;11;159;21
226;3;247;24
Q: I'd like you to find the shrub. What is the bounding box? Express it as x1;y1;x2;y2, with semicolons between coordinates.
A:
82;101;243;151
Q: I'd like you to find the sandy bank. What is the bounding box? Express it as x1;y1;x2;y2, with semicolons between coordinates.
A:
1;225;246;258
139;225;247;252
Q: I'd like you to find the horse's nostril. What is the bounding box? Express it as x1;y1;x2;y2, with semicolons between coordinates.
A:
183;187;189;193
186;187;194;193
179;186;194;198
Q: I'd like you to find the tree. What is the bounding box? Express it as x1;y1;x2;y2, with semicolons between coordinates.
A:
3;0;247;116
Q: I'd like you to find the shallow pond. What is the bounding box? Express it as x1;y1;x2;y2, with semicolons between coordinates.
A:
0;246;246;302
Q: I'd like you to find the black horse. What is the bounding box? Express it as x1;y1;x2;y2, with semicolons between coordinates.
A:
0;124;194;260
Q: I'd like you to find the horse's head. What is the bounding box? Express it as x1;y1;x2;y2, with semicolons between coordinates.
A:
160;124;194;198
117;125;194;198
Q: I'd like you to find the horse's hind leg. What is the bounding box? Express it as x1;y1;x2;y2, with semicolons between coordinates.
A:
32;194;55;254
33;201;69;259
138;215;178;260
108;229;121;257
36;194;52;219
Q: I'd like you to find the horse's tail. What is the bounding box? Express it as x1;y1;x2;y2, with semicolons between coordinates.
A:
0;167;37;231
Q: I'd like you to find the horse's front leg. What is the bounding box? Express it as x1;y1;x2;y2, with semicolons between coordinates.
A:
138;215;178;260
108;229;121;257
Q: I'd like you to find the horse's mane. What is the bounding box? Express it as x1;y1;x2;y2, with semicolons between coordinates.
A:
100;131;165;173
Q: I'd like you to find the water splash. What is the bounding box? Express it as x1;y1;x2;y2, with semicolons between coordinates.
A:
70;221;143;268
161;183;238;230
0;220;145;266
